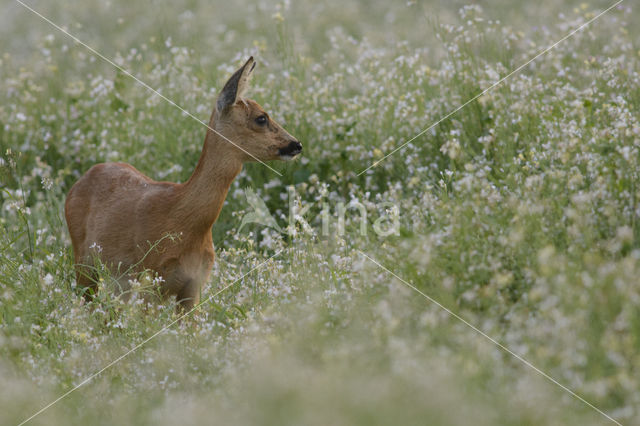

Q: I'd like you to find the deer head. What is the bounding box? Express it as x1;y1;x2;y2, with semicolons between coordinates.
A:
212;57;302;162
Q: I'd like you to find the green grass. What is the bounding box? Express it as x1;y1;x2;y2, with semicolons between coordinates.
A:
1;0;639;424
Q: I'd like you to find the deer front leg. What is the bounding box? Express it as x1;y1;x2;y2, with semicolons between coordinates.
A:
176;278;201;313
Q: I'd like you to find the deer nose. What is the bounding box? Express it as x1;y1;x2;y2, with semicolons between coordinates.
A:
279;140;303;157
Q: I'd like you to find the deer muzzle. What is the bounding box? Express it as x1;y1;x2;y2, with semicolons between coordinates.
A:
278;140;303;159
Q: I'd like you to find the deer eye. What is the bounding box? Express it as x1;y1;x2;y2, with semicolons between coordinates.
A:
255;115;268;126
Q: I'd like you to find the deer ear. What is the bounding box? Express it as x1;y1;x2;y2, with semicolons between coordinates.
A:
216;57;256;113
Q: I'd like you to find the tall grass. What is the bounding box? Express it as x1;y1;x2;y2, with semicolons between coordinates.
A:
1;0;639;424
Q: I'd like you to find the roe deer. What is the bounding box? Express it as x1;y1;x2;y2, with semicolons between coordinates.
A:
65;57;302;311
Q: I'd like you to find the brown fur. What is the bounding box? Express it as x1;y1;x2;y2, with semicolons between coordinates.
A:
64;57;300;311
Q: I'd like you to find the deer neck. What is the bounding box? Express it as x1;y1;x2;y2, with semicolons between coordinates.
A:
178;129;242;232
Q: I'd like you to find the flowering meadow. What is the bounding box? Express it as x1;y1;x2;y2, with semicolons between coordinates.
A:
1;0;639;424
